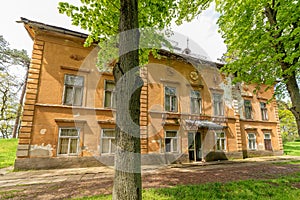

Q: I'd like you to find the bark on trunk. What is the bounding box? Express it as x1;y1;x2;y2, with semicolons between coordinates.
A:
285;72;300;137
112;0;142;199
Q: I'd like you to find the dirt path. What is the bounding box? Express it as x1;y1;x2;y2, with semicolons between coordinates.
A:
1;156;300;200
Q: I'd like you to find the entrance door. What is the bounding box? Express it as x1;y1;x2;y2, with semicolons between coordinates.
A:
188;132;202;161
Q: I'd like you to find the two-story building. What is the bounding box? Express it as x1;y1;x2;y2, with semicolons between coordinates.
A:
14;18;283;170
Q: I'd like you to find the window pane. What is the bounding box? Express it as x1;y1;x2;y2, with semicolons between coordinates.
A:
64;87;73;105
103;130;115;137
73;87;83;106
105;81;115;90
248;134;255;139
111;139;116;153
165;96;170;111
61;129;78;137
59;138;69;154
171;96;177;111
165;138;171;152
69;138;78;153
165;87;176;95
173;139;178;152
65;75;84;86
166;131;177;137
104;91;112;107
102;139;109;153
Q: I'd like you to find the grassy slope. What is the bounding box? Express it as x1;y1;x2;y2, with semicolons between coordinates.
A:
283;140;300;156
0;138;18;169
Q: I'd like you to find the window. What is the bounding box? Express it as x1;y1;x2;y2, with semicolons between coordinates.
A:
213;93;224;116
191;90;202;114
216;132;226;151
264;133;272;151
165;131;178;153
165;86;177;112
58;128;80;155
244;100;252;119
63;74;84;106
260;102;268;120
104;80;115;108
248;133;256;150
101;129;116;154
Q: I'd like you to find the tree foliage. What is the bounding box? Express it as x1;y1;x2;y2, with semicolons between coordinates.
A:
210;0;300;136
0;36;30;138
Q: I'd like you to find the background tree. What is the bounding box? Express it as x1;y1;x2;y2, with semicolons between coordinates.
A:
0;35;30;138
210;0;300;136
58;0;210;199
277;100;298;142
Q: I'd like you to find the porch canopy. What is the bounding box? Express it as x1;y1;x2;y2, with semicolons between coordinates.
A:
185;119;225;130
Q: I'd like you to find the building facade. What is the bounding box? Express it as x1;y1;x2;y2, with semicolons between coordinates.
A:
14;18;283;170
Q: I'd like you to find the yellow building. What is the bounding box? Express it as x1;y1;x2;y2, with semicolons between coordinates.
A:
15;18;283;170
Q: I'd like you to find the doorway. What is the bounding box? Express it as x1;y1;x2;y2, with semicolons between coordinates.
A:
188;132;202;161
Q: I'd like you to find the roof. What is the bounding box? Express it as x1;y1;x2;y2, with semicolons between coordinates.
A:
17;17;89;39
186;119;225;130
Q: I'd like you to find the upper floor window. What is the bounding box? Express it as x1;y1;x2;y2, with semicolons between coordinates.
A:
165;86;177;112
101;129;116;154
213;93;224;116
260;102;268;121
216;132;226;151
264;133;272;151
165;131;178;153
104;80;115;108
248;133;256;150
58;128;80;155
191;90;202;114
244;100;252;119
63;74;84;106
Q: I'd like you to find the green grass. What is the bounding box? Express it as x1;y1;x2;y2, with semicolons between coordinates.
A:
0;138;18;169
72;173;300;200
283;140;300;156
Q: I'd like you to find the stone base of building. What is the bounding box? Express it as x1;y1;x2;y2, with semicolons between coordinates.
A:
243;150;284;158
14;153;189;170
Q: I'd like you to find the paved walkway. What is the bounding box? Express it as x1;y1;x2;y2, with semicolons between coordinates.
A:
1;155;299;188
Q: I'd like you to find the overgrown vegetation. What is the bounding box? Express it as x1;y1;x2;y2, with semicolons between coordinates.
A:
71;173;300;200
0;138;18;168
284;140;300;156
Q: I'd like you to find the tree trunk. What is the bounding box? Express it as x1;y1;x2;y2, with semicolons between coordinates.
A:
12;67;29;138
285;72;300;137
112;0;142;199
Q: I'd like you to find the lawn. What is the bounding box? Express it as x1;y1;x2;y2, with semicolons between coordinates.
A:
72;173;300;200
0;138;18;169
283;140;300;156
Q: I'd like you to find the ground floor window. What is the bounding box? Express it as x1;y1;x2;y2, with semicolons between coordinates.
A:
101;129;116;154
58;128;80;155
248;133;256;150
216;132;226;151
165;131;178;153
264;133;272;151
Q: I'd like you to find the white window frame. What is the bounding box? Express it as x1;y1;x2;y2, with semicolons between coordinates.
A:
164;86;177;112
248;133;257;150
62;74;84;106
190;90;202;114
213;93;224;116
101;129;116;154
165;130;178;153
215;132;226;151
260;102;268;121
103;80;115;108
244;100;252;119
58;127;80;156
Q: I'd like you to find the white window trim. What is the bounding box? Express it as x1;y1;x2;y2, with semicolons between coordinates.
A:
164;86;178;112
101;129;116;155
247;133;257;150
103;80;115;108
213;93;224;116
164;130;179;153
62;74;84;106
190;90;202;114
57;127;80;156
215;131;226;151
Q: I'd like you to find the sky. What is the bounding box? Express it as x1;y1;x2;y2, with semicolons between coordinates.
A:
1;0;226;62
